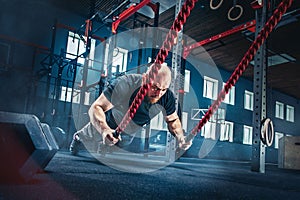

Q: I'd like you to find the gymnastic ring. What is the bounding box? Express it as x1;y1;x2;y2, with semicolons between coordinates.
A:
113;47;119;57
260;118;274;147
227;4;243;21
210;0;223;10
260;118;267;144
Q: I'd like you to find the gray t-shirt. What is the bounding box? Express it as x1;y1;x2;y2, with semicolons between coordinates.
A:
103;74;176;133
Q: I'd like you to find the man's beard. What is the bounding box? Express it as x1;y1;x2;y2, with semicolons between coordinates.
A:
145;95;159;104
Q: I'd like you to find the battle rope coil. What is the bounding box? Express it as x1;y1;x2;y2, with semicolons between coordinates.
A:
115;0;198;135
190;0;293;137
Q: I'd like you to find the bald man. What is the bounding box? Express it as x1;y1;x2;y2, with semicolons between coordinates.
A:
70;64;192;155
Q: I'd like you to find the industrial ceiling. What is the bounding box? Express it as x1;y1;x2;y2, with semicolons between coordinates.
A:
52;0;300;99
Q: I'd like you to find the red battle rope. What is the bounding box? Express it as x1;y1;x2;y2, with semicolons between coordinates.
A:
190;0;293;136
116;0;198;134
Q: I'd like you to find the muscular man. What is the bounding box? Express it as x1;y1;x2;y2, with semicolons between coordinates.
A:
70;63;192;155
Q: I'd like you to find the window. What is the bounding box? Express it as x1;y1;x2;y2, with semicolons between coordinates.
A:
201;122;217;140
223;83;235;105
60;86;90;105
150;111;167;130
184;70;190;93
244;90;253;111
274;132;284;149
214;108;226;123
220;121;234;142
112;47;128;74
181;112;188;132
104;45;128;76
243;125;253;145
66;32;96;66
286;105;294;122
151;111;188;132
199;109;226;140
203;76;218;100
275;101;284;119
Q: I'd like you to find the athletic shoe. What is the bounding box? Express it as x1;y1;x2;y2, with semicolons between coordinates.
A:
69;134;81;155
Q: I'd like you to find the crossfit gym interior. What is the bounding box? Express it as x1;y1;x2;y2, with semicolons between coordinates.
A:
0;0;300;199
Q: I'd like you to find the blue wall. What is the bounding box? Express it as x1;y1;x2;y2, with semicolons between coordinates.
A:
181;56;300;163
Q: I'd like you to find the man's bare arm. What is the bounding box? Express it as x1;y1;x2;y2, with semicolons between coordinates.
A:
166;112;192;150
88;93;118;145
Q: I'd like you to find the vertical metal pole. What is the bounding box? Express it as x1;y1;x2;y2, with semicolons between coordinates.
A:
145;2;160;154
67;62;78;141
166;0;184;162
79;3;96;114
137;24;145;70
151;2;160;62
52;48;65;126
106;36;116;83
251;0;268;173
43;20;57;120
52;49;64;126
79;54;90;106
78;20;92;128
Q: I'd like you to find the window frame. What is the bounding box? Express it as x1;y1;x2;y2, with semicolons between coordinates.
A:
201;121;217;140
244;90;254;111
112;47;128;74
59;86;90;105
203;76;218;100
275;101;284;119
66;31;96;66
223;83;235;105
286;105;295;122
150;111;168;131
243;125;253;145
274;132;284;149
220;121;234;142
184;70;190;93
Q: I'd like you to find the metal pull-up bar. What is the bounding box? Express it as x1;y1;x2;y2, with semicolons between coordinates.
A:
112;0;153;34
183;19;256;58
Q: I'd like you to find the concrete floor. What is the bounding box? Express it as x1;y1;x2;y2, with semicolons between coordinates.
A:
0;150;300;200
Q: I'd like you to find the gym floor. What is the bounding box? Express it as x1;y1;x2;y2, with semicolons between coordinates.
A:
0;150;300;200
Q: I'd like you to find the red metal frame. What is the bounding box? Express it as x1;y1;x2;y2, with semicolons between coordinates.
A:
56;22;105;42
183;19;256;58
111;0;153;34
0;34;49;51
251;0;264;9
147;1;159;14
